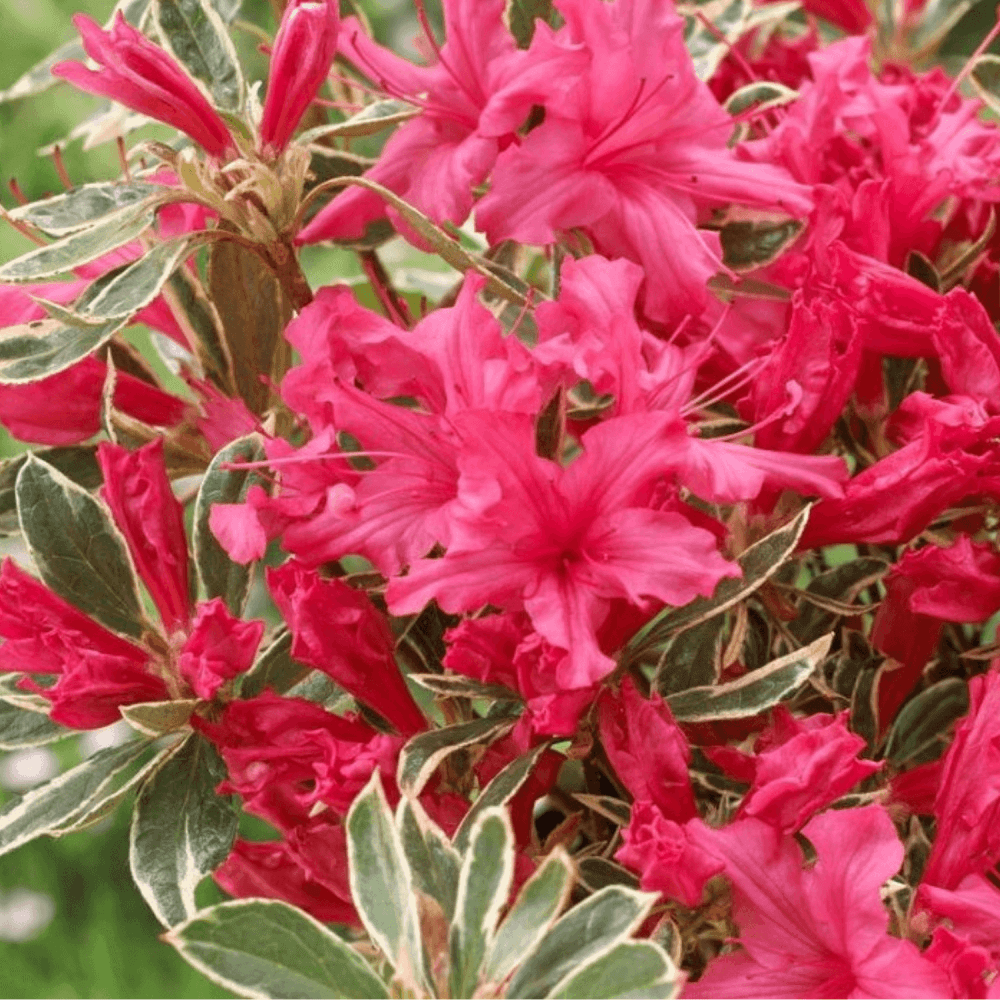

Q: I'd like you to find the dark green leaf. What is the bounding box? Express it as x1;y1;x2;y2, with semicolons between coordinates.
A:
298;101;418;144
0;702;70;750
0;38;85;103
16;455;146;637
628;506;810;659
453;743;550;854
505;0;553;46
720;219;803;272
572;794;632;827
505;886;657;999
971;53;1000;115
238;629;312;699
397;715;519;797
346;772;422;977
577;857;639;894
8;181;160;237
449;809;514;997
0;315;129;385
548;940;678;999
161;266;234;388
397;798;461;919
130;731;238;927
906;251;941;292
484;849;573;988
653;615;726;696
0;737;157;856
666;633;833;723
0;446;101;532
193;434;267;613
0;202;156;283
166;898;390;999
154;0;244;112
723;81;798;117
885;678;969;767
410;673;521;702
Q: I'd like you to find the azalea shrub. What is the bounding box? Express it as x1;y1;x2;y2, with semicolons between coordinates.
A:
3;0;1000;996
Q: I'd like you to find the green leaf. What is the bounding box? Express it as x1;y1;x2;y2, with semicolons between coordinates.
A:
449;808;515;998
452;743;550;854
505;886;658;1000
193;434;267;613
683;0;750;80
724;81;798;118
0;315;130;385
484;849;574;988
577;857;639;894
410;673;521;702
0;201;156;283
505;0;553;46
0;445;101;532
653;615;726;696
165;898;390;999
16;454;146;638
73;235;200;321
153;0;244;112
720;219;803;272
0;701;70;750
0;737;157;856
627;506;810;659
396;798;461;920
346;772;422;978
885;678;969;766
298;101;419;144
130;731;238;927
666;633;833;723
238;629;311;699
548;940;679;1000
397;715;519;797
8;181;160;238
120;699;199;737
161;265;234;388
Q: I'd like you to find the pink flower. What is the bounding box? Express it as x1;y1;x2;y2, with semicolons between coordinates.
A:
297;0;572;242
267;561;427;736
918;875;1000;967
476;0;812;325
920;669;1000;891
387;411;740;688
706;708;880;833
598;676;696;822
616;801;723;907
259;0;339;153
688;806;951;998
53;13;235;159
178;599;265;700
0;558;166;729
97;440;192;633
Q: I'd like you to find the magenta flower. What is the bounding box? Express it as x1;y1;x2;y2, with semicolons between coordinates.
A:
475;0;813;325
178;599;265;700
97;440;193;634
259;0;339;153
53;13;235;158
689;806;951;999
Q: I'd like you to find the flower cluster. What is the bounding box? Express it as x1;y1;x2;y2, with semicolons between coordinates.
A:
4;0;1000;995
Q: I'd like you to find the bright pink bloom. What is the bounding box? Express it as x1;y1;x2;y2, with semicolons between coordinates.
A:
598;676;696;821
387;411;740;688
178;599;265;700
476;0;812;324
924;926;995;999
97;440;192;633
920;669;1000;891
615;802;723;907
214;820;356;925
0;558;165;729
259;0;339;153
53;13;235;158
918;875;1000;967
688;806;951;998
199;691;402;826
706;708;880;833
267;561;426;736
297;0;572;242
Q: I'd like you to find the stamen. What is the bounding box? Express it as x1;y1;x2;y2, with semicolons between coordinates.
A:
51;145;73;190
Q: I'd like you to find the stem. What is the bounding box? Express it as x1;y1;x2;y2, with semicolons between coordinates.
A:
359;249;413;327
